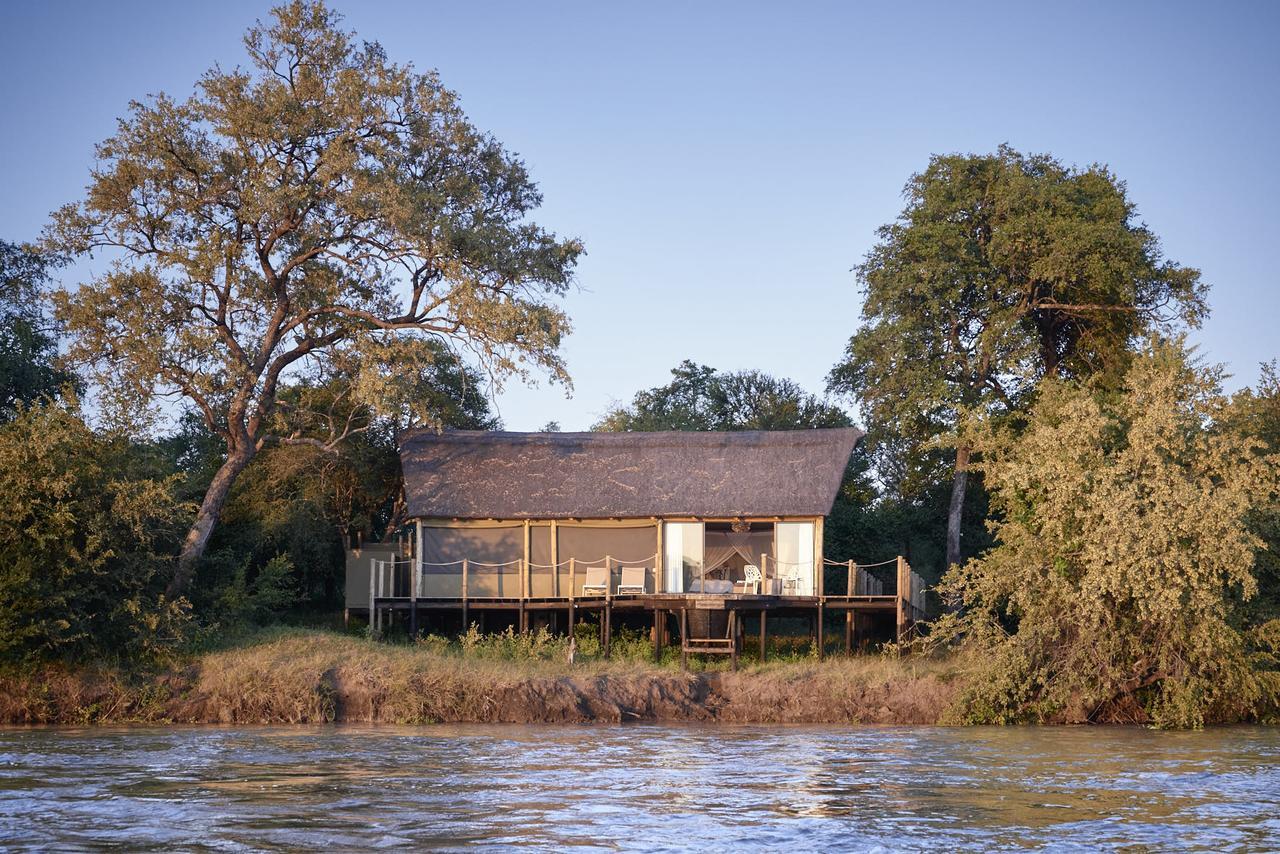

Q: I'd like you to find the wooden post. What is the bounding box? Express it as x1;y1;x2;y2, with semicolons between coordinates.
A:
409;556;418;639
653;608;663;660
845;559;854;655
759;609;767;662
680;608;688;670
550;520;559;596
568;557;576;636
604;555;613;659
462;558;470;633
816;601;825;660
896;555;907;643
761;552;768;595
729;610;739;672
522;521;531;603
655;522;664;594
815;516;824;598
368;557;376;632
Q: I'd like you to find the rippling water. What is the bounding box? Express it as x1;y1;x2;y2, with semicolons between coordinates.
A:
1;724;1278;851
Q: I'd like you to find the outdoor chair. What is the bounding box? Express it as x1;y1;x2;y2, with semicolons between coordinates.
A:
617;565;646;594
581;565;609;595
736;564;761;595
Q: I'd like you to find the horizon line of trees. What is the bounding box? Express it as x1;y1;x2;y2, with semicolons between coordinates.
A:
2;0;1277;727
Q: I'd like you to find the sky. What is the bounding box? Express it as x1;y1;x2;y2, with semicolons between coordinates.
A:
2;1;1277;430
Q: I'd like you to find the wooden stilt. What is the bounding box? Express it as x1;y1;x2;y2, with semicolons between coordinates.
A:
729;610;739;672
461;558;470;633
680;608;688;670
845;610;853;655
759;609;767;662
816;602;825;660
604;603;613;658
653;608;663;660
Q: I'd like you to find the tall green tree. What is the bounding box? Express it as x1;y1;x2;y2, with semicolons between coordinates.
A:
45;1;582;596
828;146;1207;574
934;341;1279;727
0;242;77;421
596;360;851;431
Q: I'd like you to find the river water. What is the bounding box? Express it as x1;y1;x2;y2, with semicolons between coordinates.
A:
1;724;1277;851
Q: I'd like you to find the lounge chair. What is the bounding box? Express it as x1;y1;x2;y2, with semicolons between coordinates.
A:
581;565;609;596
617;565;646;594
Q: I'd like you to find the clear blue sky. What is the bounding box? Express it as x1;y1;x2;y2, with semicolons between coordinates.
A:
2;1;1277;430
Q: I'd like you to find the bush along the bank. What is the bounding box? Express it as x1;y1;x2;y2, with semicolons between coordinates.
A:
930;340;1280;727
0;400;191;664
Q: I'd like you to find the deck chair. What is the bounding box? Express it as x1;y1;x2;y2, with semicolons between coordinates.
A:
735;564;761;595
581;564;609;595
617;565;646;594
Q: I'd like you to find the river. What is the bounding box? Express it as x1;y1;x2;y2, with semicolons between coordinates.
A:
2;724;1277;850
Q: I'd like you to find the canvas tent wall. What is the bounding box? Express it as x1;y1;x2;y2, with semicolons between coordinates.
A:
345;543;402;609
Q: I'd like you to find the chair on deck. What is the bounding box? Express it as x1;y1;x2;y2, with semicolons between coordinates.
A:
734;564;761;595
617;566;646;594
581;565;609;596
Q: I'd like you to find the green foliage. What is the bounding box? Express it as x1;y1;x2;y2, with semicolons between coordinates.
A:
1223;361;1280;623
830;145;1206;486
0;401;190;663
0;241;77;421
934;341;1280;727
829;146;1207;574
596;360;851;431
212;554;299;627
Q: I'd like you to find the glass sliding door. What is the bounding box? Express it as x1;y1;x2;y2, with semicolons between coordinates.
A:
662;522;703;593
774;522;815;596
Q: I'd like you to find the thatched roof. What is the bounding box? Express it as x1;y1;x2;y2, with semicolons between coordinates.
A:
400;428;862;520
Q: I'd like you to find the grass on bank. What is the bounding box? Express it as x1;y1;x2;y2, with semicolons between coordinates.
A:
0;624;961;726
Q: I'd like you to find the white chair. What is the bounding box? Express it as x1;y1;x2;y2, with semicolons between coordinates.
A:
741;564;761;595
617;566;646;594
582;565;609;595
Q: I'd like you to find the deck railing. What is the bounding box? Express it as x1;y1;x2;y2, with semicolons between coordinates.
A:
371;554;924;613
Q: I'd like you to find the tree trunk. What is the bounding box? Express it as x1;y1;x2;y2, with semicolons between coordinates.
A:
167;444;257;598
945;443;972;574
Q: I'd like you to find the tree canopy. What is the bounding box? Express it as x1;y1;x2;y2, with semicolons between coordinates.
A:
0;242;77;421
44;1;581;594
596;360;851;432
829;145;1207;573
933;341;1279;727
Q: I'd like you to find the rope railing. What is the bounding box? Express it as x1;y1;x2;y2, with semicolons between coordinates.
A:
367;549;923;614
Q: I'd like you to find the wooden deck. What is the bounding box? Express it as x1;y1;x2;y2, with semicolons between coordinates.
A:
357;588;921;667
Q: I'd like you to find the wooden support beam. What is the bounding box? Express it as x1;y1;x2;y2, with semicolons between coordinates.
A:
653;608;663;660
680;608;688;670
729;610;738;672
568;557;576;637
816;601;825;660
759;610;767;662
461;558;470;633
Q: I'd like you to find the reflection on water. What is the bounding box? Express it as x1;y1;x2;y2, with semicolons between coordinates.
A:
1;724;1278;850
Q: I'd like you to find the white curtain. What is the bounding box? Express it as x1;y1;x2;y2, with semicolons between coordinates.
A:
703;531;770;575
